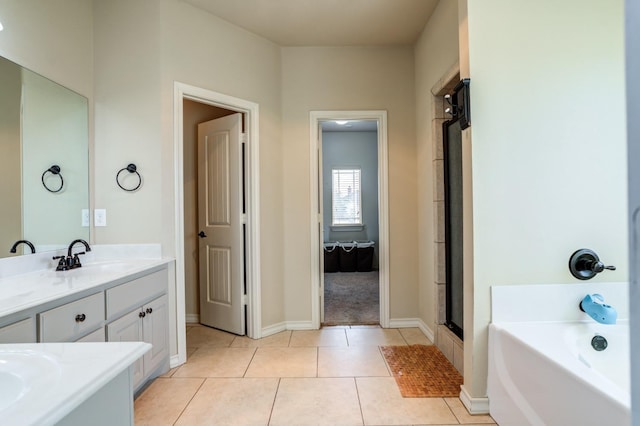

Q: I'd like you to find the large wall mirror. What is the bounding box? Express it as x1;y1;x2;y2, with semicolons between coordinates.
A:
0;55;89;258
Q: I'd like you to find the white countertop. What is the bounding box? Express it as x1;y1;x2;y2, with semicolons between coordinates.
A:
0;341;151;426
0;258;171;318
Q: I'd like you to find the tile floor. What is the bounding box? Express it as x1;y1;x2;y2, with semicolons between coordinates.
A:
134;325;497;425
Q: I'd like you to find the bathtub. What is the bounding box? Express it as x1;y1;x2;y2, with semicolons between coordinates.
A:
488;320;630;425
488;282;630;426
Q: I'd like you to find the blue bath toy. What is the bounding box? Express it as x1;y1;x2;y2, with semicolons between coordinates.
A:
579;294;617;324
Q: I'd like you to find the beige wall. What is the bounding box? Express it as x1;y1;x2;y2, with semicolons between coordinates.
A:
0;0;93;98
281;47;418;322
465;0;626;397
414;0;460;336
93;0;285;330
0;0;93;253
0;58;21;255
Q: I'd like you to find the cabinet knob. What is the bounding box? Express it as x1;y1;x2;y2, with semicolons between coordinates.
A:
139;311;146;318
146;307;153;314
75;314;86;323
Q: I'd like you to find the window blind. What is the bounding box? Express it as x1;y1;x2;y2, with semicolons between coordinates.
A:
332;168;361;225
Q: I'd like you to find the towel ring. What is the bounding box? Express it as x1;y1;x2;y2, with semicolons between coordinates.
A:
41;165;64;193
116;163;142;192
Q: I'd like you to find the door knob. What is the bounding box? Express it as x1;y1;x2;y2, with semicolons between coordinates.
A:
198;231;207;238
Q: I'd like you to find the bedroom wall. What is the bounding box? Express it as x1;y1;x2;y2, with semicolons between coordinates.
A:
322;130;379;266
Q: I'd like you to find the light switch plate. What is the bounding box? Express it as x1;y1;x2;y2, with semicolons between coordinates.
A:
81;209;90;227
94;209;107;227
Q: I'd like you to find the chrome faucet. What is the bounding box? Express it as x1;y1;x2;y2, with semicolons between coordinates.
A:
9;240;35;254
53;239;91;271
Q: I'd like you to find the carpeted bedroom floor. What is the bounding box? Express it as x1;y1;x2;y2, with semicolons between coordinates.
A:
323;271;379;325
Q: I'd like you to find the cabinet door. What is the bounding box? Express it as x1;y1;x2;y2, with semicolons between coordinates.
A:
0;317;36;343
76;327;105;342
142;295;169;376
107;309;144;388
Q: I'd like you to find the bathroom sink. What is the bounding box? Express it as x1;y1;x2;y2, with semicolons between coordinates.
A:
0;350;62;412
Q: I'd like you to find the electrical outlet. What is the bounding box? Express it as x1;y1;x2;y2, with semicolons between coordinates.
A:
81;209;90;227
94;209;107;227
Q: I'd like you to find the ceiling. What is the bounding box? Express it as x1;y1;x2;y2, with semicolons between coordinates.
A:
181;0;440;46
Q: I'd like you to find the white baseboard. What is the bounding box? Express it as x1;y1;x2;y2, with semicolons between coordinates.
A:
388;318;435;343
261;321;317;337
460;385;490;414
170;354;183;369
284;321;316;330
185;314;199;324
261;322;287;337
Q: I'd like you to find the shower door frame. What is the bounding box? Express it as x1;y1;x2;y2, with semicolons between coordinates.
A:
443;117;464;340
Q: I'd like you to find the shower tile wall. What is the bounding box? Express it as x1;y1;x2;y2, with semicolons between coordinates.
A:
432;67;463;373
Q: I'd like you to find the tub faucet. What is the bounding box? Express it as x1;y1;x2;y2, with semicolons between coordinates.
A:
9;240;35;254
579;293;617;324
54;239;91;271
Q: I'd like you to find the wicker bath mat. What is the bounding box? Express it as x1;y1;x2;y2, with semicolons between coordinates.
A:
380;344;463;398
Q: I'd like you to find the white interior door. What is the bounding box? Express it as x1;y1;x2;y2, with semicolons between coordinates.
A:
197;113;245;335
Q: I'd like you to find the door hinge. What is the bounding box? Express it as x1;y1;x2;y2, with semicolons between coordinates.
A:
242;133;248;144
241;213;247;224
242;294;248;306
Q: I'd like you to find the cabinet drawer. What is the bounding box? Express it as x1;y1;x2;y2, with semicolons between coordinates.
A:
106;270;166;320
39;292;105;342
0;317;36;343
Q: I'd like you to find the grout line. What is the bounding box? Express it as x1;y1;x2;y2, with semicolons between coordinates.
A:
171;377;207;425
353;377;366;425
441;396;462;425
399;329;409;346
378;345;393;376
241;347;259;377
266;378;282;425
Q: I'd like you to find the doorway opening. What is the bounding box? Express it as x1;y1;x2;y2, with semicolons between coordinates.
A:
173;83;261;366
321;120;380;325
309;111;389;329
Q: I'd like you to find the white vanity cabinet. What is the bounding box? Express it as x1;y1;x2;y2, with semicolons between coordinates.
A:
106;269;169;389
38;292;105;342
76;326;106;342
0;317;36;343
0;261;171;392
107;295;168;388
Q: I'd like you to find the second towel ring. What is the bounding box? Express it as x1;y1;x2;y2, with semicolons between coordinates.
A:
116;163;142;192
41;165;64;193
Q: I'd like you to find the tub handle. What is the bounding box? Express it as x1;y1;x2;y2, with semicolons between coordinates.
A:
569;249;616;280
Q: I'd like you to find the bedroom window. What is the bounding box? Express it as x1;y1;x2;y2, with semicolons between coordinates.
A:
332;168;361;225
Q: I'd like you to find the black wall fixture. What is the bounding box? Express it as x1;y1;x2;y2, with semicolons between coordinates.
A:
444;78;471;130
41;164;64;193
116;163;142;192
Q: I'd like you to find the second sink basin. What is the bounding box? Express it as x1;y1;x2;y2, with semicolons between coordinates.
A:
0;349;62;412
